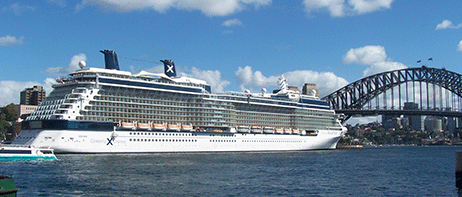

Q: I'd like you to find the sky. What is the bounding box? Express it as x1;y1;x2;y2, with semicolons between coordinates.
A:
1;0;462;124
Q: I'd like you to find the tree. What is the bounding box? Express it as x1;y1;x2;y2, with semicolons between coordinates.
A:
0;103;17;137
1;103;18;121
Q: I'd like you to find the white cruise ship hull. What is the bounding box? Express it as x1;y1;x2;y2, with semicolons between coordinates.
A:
13;129;342;153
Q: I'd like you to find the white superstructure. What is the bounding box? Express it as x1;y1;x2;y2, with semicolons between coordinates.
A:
12;50;346;153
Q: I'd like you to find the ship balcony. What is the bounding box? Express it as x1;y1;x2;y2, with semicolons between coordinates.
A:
55;110;68;114
59;105;73;109
63;99;78;104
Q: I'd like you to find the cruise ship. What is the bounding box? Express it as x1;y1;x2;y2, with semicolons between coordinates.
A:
12;50;346;153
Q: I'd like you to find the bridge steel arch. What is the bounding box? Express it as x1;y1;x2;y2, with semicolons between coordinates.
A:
322;66;462;120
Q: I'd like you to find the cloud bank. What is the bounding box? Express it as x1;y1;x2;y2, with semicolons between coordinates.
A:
77;0;271;16
302;0;394;17
342;45;407;77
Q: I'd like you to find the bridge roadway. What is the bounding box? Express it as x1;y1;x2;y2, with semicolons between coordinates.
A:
336;109;462;118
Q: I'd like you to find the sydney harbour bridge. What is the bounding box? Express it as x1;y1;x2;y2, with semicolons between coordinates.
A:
322;66;462;126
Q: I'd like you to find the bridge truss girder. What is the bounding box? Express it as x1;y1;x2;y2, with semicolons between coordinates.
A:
322;66;462;120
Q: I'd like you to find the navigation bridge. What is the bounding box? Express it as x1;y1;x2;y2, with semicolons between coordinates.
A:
322;66;462;123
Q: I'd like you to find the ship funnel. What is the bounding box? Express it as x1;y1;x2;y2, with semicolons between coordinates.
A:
100;50;120;70
160;59;176;77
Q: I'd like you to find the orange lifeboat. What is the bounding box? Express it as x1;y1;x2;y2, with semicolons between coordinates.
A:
152;123;167;131
167;123;181;132
292;128;300;134
181;124;193;131
274;128;283;134
137;122;151;130
120;122;135;130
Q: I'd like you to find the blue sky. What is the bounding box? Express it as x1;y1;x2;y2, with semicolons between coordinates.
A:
1;0;462;123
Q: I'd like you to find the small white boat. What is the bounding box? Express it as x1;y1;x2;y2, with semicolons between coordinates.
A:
263;127;275;134
0;146;57;161
251;126;263;133
237;125;250;133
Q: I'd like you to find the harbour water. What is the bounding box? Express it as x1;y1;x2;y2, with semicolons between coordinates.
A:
1;146;459;196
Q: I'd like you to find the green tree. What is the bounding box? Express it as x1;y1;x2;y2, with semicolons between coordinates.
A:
2;103;18;121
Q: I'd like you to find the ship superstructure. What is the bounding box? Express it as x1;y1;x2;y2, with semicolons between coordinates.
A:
13;50;346;153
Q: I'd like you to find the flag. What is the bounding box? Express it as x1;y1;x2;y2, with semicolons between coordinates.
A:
428;57;433;61
417;60;421;63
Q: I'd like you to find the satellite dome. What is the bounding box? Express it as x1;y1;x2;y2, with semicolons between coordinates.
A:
78;60;86;69
261;88;267;94
310;90;317;96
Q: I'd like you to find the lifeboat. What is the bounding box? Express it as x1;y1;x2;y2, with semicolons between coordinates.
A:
237;125;250;133
251;126;262;133
152;123;167;131
292;128;300;134
283;128;292;134
137;122;151;130
167;123;181;132
120;122;135;130
263;127;274;134
213;130;223;133
274;128;283;134
181;124;193;131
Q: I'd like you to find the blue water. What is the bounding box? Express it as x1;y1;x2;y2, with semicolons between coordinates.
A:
1;146;459;196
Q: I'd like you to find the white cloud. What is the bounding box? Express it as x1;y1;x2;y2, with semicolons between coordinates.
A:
1;3;35;16
222;19;243;27
178;68;230;93
458;40;462;52
343;45;407;77
0;35;24;46
235;66;348;97
343;45;387;65
302;0;393;17
45;53;86;77
77;0;271;16
436;19;462;30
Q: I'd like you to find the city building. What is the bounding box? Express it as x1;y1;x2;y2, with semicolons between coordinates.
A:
18;86;45;122
20;86;45;105
302;83;320;97
403;102;424;131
